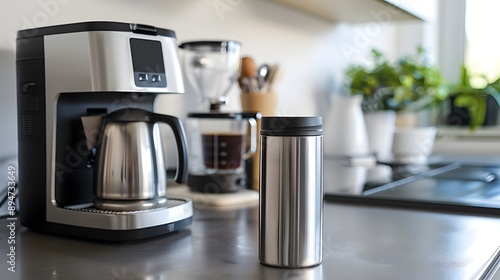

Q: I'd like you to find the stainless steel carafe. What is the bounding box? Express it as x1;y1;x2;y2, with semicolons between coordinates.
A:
259;116;323;268
93;108;188;210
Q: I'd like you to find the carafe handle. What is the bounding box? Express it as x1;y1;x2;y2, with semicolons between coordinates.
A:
147;113;189;184
104;108;189;184
242;117;257;160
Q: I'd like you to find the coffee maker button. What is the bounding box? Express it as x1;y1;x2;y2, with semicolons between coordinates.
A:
138;74;148;81
151;75;161;82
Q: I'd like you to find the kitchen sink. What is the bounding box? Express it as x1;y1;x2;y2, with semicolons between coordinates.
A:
325;162;500;216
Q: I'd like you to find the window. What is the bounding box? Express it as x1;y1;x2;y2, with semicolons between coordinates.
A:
464;0;500;87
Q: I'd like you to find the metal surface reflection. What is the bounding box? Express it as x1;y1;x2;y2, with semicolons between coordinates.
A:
258;264;323;280
18;228;194;280
324;159;368;195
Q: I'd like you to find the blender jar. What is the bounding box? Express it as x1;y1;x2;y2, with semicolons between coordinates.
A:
179;41;241;110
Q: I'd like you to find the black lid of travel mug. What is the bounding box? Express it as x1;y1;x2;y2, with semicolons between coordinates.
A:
261;116;322;136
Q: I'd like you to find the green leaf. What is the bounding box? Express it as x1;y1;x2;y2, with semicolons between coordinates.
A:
393;87;405;104
455;94;486;130
454;95;475;107
459;66;471;89
469;97;486;131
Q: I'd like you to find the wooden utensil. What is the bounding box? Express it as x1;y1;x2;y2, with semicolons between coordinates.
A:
238;56;257;90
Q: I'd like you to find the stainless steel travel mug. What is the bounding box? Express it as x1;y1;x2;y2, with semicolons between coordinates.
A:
259;117;323;268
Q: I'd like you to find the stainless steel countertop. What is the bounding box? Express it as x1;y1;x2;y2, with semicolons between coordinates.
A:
1;202;500;280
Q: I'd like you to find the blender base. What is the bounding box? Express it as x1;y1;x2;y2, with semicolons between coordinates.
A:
187;172;247;193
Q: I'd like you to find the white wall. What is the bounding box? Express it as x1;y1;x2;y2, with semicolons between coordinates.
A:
437;0;466;84
0;0;429;161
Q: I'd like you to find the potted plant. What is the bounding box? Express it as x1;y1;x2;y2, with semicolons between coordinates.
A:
345;47;449;115
343;47;448;162
446;66;500;130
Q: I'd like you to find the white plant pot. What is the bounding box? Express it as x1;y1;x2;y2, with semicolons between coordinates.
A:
324;95;369;157
364;111;396;162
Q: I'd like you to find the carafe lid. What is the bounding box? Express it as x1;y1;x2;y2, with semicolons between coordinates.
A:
261;116;322;136
188;112;261;120
179;40;241;52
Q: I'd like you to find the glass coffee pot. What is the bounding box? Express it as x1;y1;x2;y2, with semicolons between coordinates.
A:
186;112;259;193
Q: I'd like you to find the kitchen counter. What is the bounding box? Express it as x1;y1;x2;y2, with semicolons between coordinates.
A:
1;202;500;280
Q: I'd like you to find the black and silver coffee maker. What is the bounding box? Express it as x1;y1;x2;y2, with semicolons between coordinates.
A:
16;21;193;241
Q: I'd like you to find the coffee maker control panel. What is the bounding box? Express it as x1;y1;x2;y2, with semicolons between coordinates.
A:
130;38;167;88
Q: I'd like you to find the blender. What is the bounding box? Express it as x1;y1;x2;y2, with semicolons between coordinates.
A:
179;41;260;193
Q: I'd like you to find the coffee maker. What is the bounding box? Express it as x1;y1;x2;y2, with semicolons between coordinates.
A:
179;41;260;193
16;21;193;241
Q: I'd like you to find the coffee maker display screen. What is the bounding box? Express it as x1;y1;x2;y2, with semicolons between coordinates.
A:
130;38;167;88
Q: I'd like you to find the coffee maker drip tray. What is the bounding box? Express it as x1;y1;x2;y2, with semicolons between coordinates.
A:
66;197;187;213
94;197;173;211
55;197;193;233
